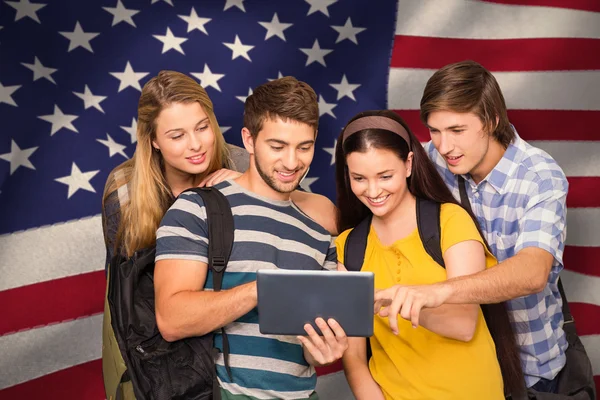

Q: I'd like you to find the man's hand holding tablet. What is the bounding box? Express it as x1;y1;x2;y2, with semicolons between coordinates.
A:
256;268;374;366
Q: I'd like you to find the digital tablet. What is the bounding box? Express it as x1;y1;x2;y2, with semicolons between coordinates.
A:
256;269;374;337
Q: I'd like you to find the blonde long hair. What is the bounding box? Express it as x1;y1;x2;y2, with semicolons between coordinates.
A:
103;70;229;257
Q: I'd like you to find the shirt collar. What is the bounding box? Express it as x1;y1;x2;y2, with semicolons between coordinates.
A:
464;127;526;195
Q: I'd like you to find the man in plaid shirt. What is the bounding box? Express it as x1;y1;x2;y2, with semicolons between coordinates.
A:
375;60;569;393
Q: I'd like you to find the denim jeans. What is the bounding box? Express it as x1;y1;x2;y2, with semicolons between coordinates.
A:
531;376;559;394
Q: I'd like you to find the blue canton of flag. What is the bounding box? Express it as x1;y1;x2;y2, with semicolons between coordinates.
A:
0;0;398;234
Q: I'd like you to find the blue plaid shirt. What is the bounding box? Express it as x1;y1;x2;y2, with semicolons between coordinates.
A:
425;131;569;387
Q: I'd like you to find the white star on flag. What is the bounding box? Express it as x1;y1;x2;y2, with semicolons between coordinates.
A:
110;61;149;92
103;0;139;27
59;21;100;53
54;162;100;199
318;95;337;118
258;13;292;41
330;74;361;101
305;0;337;17
268;71;285;81
21;56;57;84
0;82;21;107
191;64;225;92
299;39;332;67
0;139;38;175
151;0;173;6
322;139;337;166
224;0;245;12
331;17;365;44
38;105;78;135
220;126;231;134
236;88;253;103
300;177;319;192
73;85;107;113
5;0;46;23
97;134;129;159
223;35;254;61
153;27;188;54
120;118;138;143
178;7;211;34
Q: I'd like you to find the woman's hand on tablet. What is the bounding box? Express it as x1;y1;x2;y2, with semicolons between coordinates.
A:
297;317;348;367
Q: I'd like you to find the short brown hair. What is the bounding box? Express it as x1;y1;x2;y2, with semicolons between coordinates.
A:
243;76;319;138
419;60;514;148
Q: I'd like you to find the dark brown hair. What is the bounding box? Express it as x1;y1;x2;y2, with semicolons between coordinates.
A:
335;110;525;397
243;76;318;138
420;60;515;148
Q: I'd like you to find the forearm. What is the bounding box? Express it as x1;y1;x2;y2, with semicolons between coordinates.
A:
442;251;548;304
157;281;257;341
343;355;384;400
418;304;479;341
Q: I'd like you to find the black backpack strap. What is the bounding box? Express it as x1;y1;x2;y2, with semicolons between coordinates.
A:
416;197;445;268
457;175;493;252
185;187;234;292
457;175;473;213
342;215;374;360
557;278;575;334
344;215;372;271
182;187;235;383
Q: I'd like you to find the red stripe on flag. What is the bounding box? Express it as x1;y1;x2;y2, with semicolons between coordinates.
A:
563;246;600;278
0;271;105;336
316;359;344;376
570;303;600;337
481;0;600;13
391;36;600;71
393;110;599;142
0;359;104;400
566;178;600;208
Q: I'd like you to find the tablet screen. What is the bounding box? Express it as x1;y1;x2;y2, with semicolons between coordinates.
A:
257;269;374;337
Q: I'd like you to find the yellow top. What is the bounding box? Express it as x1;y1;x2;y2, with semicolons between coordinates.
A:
336;203;504;400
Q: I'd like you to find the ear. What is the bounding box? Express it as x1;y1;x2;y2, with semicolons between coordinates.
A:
152;140;160;150
406;151;414;177
241;127;255;155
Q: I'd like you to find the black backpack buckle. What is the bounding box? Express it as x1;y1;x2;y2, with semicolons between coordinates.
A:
211;256;226;272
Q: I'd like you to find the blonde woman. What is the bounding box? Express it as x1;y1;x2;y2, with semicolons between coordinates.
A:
101;70;251;399
101;70;249;265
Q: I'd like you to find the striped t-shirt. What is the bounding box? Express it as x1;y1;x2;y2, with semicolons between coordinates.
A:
155;180;337;400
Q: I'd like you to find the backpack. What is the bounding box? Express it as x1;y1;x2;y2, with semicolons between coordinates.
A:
103;187;234;400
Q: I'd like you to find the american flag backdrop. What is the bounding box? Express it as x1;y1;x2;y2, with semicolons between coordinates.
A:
0;0;598;399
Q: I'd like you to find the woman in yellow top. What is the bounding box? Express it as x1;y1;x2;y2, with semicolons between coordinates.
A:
333;110;524;400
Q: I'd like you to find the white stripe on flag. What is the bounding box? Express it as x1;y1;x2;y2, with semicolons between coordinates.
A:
0;215;105;291
565;208;600;247
315;370;355;400
0;314;102;390
529;141;600;177
561;270;600;308
395;0;600;39
388;69;600;110
580;335;600;375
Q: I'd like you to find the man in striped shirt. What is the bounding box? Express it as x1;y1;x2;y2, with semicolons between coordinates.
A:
153;76;346;400
376;61;570;393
